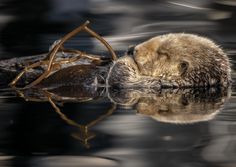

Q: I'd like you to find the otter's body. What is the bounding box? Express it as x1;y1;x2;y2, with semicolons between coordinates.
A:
108;33;231;88
0;33;231;89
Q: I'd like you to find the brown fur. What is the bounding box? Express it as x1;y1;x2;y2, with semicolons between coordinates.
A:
107;33;231;88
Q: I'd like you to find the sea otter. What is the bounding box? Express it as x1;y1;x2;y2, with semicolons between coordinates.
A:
0;33;231;89
107;33;231;88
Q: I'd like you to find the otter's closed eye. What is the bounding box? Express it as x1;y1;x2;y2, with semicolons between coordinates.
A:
179;61;189;74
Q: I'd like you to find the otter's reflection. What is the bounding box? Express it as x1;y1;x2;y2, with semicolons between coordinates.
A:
13;86;230;148
109;88;230;124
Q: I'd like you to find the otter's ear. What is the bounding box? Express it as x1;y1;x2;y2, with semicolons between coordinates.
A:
127;45;135;55
179;61;189;75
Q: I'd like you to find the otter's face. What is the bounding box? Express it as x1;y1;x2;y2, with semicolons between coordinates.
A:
108;33;231;88
129;36;185;80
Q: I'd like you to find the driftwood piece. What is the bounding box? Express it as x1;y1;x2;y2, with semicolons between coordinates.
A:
0;52;110;87
2;21;116;89
0;54;47;86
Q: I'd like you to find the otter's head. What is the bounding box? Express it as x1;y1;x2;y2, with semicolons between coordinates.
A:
107;33;231;88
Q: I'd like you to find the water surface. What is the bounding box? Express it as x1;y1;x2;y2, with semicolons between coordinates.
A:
0;0;236;167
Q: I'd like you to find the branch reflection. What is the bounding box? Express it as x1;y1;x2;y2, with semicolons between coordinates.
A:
14;86;116;148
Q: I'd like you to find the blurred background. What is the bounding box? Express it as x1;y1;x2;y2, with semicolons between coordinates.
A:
0;0;236;167
0;0;235;58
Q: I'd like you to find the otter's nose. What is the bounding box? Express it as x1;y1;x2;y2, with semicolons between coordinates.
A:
127;45;135;56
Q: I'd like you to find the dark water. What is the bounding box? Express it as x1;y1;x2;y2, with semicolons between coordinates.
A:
0;0;236;167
